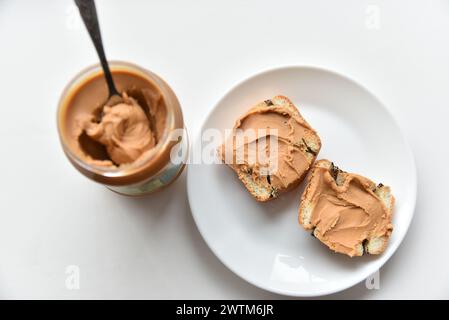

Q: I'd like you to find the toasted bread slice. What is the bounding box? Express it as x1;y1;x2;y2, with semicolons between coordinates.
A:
299;159;394;257
220;95;321;201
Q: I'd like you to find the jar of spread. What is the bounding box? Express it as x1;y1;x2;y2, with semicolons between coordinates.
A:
57;61;188;196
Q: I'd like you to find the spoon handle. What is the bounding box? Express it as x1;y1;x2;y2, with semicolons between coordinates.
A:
75;0;119;96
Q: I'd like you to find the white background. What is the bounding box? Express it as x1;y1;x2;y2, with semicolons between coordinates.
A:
0;0;448;299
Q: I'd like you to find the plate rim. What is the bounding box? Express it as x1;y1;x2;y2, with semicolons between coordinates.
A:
186;65;417;297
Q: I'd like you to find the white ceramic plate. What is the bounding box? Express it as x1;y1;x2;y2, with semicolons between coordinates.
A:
186;66;417;297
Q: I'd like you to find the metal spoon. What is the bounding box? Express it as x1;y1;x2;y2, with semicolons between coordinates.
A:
75;0;122;106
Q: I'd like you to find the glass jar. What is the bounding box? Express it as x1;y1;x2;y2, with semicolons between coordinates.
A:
57;61;188;196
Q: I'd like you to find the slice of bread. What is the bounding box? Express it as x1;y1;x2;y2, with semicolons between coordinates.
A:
299;159;394;257
220;95;321;201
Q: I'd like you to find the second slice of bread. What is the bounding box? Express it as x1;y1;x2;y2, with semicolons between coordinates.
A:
299;159;395;257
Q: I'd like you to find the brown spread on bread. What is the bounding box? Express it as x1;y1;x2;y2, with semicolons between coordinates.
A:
220;96;321;201
299;160;394;257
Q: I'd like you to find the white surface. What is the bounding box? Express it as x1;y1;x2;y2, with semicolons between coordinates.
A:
0;0;448;299
187;66;417;296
